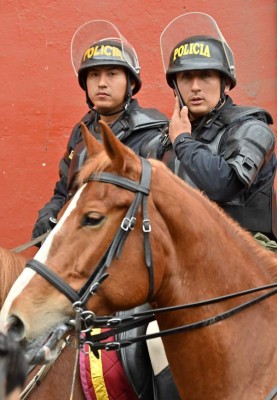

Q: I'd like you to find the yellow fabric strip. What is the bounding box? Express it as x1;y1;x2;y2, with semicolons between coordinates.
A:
89;328;109;400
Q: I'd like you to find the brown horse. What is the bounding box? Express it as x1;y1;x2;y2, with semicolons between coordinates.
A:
0;247;85;399
1;121;277;400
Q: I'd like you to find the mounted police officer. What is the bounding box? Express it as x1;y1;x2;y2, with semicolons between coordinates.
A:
158;12;276;245
32;20;168;240
31;20;169;400
145;12;277;400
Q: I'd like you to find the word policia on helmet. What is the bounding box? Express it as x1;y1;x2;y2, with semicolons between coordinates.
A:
82;45;124;62
173;42;211;59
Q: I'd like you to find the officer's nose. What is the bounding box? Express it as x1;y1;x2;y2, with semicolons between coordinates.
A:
98;72;108;87
190;77;201;91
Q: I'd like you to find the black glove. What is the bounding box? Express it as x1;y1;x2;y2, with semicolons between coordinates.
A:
32;211;57;240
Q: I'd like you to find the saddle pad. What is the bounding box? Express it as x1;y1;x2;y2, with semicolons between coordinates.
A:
79;328;138;400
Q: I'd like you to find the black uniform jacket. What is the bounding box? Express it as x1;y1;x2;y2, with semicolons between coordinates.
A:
37;99;168;220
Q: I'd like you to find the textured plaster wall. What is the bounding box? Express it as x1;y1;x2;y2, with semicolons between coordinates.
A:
0;0;276;255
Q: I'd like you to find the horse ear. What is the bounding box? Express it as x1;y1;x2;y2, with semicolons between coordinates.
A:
80;122;103;157
98;120;136;170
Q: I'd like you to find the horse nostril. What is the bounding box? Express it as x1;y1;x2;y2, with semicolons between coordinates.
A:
7;315;25;342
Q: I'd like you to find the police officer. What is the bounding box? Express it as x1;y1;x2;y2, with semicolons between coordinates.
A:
32;20;168;240
31;20;169;400
145;12;277;400
159;12;276;243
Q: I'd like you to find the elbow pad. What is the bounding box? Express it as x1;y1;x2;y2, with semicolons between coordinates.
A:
223;120;275;187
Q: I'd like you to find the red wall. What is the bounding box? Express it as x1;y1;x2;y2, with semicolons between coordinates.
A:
0;0;276;257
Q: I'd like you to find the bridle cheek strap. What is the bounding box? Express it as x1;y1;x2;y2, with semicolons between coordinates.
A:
26;158;154;306
79;157;154;303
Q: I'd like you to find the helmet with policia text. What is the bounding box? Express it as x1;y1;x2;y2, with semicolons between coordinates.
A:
71;20;141;95
160;12;236;90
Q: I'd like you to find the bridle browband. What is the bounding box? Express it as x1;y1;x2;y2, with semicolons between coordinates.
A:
27;157;154;305
25;157;277;354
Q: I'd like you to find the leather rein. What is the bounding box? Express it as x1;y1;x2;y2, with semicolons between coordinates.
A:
25;157;277;352
12;232;49;253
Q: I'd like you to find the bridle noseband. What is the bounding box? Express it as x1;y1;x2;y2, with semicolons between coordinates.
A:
27;157;154;306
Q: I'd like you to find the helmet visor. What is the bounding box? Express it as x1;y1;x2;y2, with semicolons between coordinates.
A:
71;20;140;76
160;12;235;77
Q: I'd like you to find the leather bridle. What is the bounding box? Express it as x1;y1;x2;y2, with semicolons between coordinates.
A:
26;157;154;308
25;157;277;354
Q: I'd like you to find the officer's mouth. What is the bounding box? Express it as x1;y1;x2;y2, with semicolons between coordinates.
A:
96;92;110;99
189;96;204;106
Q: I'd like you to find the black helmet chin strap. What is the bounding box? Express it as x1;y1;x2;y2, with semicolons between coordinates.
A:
172;79;186;108
172;75;228;136
96;106;126;117
172;75;227;113
86;90;94;109
192;93;226;137
204;74;227;118
124;73;132;110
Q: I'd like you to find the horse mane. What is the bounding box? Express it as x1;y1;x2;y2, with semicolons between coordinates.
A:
0;248;26;307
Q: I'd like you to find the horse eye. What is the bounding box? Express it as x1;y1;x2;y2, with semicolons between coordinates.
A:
82;213;105;227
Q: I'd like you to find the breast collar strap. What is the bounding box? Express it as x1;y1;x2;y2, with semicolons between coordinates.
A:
26;158;154;308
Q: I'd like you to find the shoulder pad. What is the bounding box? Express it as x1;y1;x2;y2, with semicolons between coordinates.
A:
81;110;95;124
128;108;169;131
69;110;95;142
219;105;273;125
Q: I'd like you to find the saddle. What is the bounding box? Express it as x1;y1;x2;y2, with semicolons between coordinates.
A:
79;304;155;400
79;328;138;400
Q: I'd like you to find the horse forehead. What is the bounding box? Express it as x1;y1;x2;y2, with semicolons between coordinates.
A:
35;184;87;264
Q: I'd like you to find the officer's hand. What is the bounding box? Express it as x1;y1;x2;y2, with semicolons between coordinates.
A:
169;96;191;143
32;213;57;239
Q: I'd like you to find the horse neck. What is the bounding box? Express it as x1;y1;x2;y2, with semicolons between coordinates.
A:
150;166;276;306
149;168;277;400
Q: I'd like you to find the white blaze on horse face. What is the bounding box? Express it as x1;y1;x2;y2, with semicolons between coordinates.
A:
0;184;87;332
34;184;87;263
0;268;36;333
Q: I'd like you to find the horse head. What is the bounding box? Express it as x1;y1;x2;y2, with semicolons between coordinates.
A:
1;122;276;400
0;121;166;363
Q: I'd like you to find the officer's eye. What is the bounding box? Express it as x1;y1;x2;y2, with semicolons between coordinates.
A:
182;72;191;80
87;71;98;78
201;70;213;78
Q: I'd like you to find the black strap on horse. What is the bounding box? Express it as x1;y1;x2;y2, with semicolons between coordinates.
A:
25;157;277;360
81;282;277;351
265;386;277;400
11;232;50;253
26;157;154;305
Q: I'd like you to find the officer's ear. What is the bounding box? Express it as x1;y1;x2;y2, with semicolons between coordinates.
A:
130;79;136;92
224;80;231;93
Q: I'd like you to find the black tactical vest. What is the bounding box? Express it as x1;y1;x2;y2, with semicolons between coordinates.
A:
161;106;277;239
